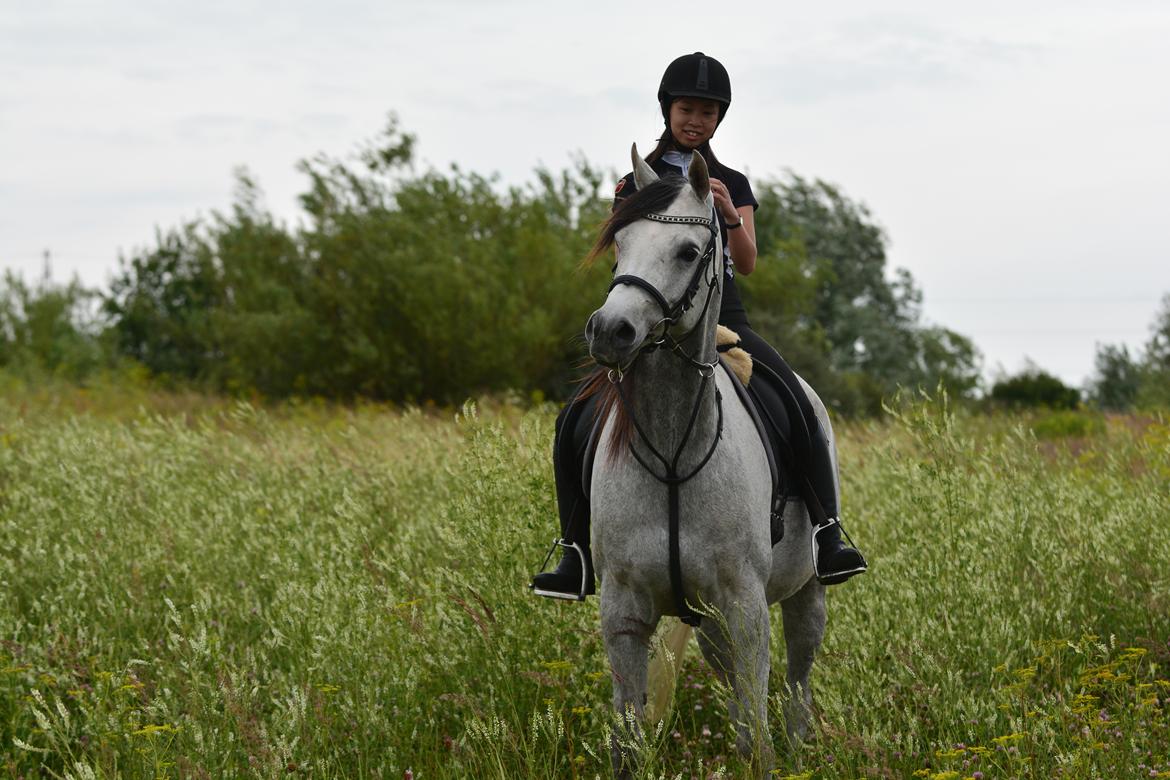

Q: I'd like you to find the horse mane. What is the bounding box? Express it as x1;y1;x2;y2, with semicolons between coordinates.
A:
575;364;635;460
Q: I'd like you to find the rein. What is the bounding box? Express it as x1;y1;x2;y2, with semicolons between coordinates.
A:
606;208;723;627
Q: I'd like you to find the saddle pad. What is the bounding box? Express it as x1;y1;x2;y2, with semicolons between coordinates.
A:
716;325;752;385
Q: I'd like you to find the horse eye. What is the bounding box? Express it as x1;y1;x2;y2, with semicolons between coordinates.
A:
676;246;701;263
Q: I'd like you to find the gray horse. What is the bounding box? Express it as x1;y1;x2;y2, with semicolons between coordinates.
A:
586;145;832;777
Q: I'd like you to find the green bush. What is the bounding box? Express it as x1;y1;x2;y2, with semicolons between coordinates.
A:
990;367;1081;409
1031;409;1105;439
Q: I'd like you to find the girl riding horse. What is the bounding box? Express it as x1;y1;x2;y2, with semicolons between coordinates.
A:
532;51;866;600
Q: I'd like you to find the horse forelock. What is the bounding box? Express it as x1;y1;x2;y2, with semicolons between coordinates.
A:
586;175;692;265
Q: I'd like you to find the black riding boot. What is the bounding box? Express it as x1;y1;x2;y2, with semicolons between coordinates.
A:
734;326;867;585
790;375;868;584
530;392;596;600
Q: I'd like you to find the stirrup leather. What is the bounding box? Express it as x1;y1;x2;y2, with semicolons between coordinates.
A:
530;538;590;601
811;518;868;584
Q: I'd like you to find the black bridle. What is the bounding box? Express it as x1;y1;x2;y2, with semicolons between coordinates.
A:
605;208;724;627
607;210;720;369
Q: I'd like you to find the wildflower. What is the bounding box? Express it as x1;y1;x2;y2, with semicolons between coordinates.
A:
571;706;591;715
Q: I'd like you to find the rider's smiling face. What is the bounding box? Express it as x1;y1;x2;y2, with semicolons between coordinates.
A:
668;97;720;149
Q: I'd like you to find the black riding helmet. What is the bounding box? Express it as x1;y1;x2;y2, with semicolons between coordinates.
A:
657;52;732;125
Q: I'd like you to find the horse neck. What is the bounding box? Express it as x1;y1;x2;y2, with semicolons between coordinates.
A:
626;285;722;468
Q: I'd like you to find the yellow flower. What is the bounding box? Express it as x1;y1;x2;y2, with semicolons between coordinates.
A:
992;732;1025;745
131;724;179;737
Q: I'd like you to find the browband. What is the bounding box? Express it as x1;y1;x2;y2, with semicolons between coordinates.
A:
642;212;716;229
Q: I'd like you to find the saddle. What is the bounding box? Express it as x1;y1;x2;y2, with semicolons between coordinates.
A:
580;326;801;547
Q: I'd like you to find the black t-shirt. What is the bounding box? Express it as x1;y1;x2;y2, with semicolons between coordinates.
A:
612;153;758;328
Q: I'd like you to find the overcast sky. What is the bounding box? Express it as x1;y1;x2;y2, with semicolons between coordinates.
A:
3;0;1167;387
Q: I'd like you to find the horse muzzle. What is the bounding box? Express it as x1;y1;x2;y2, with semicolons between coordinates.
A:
586;309;648;369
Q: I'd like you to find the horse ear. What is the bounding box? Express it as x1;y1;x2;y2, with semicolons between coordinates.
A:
631;143;659;190
689;151;711;202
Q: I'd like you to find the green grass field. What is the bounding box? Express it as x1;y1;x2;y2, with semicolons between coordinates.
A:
2;382;1168;779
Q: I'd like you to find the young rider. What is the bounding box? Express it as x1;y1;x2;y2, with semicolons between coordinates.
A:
531;52;866;600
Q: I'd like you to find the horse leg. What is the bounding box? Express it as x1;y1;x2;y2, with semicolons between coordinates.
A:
779;577;827;747
697;589;774;777
601;586;658;778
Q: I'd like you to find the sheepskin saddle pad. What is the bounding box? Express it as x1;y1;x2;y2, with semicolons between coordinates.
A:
716;325;752;385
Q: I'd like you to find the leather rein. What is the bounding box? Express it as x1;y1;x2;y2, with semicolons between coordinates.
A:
606;208;724;627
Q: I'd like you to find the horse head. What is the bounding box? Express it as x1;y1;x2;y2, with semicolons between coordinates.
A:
586;143;720;370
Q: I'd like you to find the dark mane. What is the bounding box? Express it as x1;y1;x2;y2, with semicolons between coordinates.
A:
584;175;687;265
575;364;635;460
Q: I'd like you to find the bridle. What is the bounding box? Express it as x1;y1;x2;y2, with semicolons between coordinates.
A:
603;206;724;627
606;210;721;375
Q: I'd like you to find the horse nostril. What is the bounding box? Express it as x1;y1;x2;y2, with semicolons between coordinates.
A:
613;319;636;348
585;312;599;341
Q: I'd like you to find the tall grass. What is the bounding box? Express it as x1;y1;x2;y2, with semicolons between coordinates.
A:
1;387;1167;778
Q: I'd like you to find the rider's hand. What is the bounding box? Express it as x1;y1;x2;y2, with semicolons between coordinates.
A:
709;178;739;222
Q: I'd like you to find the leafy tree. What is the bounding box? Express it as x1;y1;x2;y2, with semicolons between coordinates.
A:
1089;344;1142;411
292;120;609;401
1145;293;1170;370
1135;293;1170;408
208;172;313;395
1088;293;1170;411
743;174;981;414
104;223;223;383
0;265;103;380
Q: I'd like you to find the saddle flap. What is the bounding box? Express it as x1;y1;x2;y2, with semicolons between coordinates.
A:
718;357;788;547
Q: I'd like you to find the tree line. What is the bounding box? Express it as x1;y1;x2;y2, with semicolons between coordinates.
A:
0;117;1038;416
